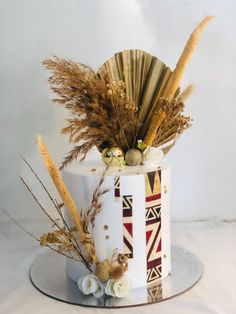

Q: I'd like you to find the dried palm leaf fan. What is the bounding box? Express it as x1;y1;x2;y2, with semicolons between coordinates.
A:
98;50;176;141
43;16;213;169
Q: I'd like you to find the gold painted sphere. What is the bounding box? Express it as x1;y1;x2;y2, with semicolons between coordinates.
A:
125;149;143;166
101;147;125;167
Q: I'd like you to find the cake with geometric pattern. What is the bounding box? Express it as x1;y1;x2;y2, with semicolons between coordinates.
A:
62;161;171;288
24;16;212;300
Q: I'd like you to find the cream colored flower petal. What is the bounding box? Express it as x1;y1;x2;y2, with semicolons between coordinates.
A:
93;282;104;298
77;275;100;295
143;147;164;167
105;279;116;297
77;277;84;292
109;276;132;298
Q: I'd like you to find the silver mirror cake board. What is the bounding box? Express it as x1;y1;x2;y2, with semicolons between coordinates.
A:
30;246;202;308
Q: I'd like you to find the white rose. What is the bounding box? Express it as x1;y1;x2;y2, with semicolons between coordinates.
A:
105;275;132;298
142;147;164;167
77;275;104;298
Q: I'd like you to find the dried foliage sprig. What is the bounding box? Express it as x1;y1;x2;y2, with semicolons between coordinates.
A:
144;16;213;146
163;16;213;102
152;98;192;150
43;17;213;163
0;209;90;268
17;154;112;272
21;157;91;268
43;58;138;169
81;166;109;238
19;174;92;271
36;134;99;263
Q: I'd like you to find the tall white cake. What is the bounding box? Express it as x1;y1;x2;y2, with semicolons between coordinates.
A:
62;160;171;288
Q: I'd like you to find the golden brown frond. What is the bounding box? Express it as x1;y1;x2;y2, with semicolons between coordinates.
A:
44;57;138;168
152;98;192;148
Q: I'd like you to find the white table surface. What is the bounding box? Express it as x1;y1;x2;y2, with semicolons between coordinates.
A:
0;218;235;314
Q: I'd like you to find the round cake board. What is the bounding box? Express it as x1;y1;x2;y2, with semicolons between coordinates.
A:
30;246;202;308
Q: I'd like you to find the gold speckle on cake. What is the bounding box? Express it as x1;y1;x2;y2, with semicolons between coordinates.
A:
163;254;167;258
91;168;97;172
104;225;109;230
105;235;109;240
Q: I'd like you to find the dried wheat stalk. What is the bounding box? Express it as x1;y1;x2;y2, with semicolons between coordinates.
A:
21;157;92;269
36;134;99;264
144;16;213;146
18;154;111;271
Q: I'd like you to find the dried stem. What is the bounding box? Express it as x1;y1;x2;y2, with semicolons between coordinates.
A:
21;157;90;262
36;134;98;264
82;165;109;238
20;176;61;230
1;209;39;242
0;209;88;265
144;16;213;146
163;16;213;102
20;176;92;271
21;156;59;210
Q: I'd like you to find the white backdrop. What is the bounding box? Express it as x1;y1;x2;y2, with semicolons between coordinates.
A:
1;0;236;221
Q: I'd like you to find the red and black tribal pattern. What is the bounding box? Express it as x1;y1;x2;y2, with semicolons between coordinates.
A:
145;170;162;284
114;176;120;200
122;195;134;258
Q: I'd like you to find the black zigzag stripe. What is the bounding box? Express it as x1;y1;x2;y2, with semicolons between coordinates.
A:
122;195;133;209
114;176;120;187
123;236;133;258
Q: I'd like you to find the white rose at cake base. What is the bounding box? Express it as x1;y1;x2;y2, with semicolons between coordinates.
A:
62;160;171;288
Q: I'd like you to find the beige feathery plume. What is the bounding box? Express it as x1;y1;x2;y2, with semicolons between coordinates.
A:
144;16;213;146
163;16;213;101
36;135;98;264
177;84;195;102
